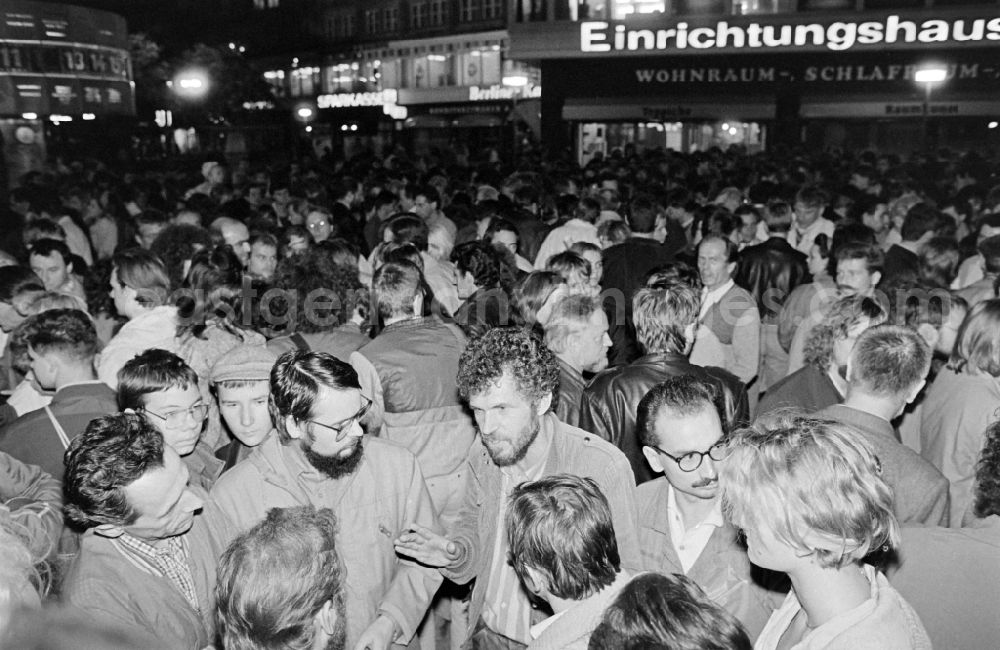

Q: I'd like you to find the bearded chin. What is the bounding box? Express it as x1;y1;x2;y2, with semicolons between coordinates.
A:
302;438;365;479
484;410;541;467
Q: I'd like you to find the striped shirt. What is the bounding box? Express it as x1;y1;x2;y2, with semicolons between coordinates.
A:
113;534;199;612
481;435;551;644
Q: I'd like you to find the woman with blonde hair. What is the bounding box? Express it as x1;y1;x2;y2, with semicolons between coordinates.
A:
920;297;1000;526
720;413;930;650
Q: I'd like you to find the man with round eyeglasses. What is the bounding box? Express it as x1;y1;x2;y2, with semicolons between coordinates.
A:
206;350;442;650
635;375;782;643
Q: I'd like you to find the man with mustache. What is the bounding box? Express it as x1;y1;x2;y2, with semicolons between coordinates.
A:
207;351;442;650
636;375;780;642
393;327;640;649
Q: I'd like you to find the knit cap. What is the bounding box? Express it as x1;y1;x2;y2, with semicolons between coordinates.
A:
210;344;277;384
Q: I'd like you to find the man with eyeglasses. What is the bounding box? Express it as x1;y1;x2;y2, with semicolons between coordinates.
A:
207;350;443;650
118;349;224;491
635;375;781;642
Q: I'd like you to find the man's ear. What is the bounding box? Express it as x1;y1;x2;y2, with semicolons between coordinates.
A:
871;271;882;287
412;292;424;316
535;392;552;417
94;523;124;539
642;445;665;474
905;378;927;406
285;415;305;440
315;599;338;635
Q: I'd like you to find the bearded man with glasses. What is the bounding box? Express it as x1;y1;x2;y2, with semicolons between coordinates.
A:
206;350;443;650
635;375;784;643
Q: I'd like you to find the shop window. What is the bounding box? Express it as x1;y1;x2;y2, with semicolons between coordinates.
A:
263;70;286;97
290;67;320;97
459;49;501;85
611;0;665;18
672;0;726;14
732;0;788;14
253;0;279;8
517;0;549;21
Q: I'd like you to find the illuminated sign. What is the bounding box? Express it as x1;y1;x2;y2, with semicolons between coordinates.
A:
580;15;1000;53
316;89;398;108
469;84;541;101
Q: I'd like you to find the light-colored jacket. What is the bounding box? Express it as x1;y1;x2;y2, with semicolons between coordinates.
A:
206;434;443;649
0;451;62;560
442;413;641;642
97;306;180;389
527;570;633;650
636;478;779;641
533;218;600;270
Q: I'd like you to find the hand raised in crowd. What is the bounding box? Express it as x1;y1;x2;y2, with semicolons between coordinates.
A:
394;522;459;567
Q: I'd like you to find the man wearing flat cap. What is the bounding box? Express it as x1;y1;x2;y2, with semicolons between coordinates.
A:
209;344;278;472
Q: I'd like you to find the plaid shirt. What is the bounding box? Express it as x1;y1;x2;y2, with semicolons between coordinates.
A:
113;534;199;613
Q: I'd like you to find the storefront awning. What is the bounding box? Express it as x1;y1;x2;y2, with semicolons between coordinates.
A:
562;98;775;121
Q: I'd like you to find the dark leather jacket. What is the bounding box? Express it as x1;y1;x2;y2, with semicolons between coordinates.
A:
735;237;809;321
579;352;750;484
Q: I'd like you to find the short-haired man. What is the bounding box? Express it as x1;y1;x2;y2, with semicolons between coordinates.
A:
393;327;640;648
209;344;278;472
533;198;601;270
785;241;883;373
600;194;678;366
216;506;347;650
788;185;834;255
817;325;950;526
350;260;476;526
758;295;886;418
98;249;178;388
0;265;44;334
210;216;251;267
28;238;84;300
542;294;612;427
691;235;761;385
246;232;278;282
581;281;749;483
62;413;219;648
0;309;117;480
412;184;457;242
208;351;443;650
636;375;777;640
119;349;224;490
134;209;170;250
506;474;633;648
883;204;939;285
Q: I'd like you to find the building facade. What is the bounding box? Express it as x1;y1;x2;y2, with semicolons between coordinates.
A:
508;0;1000;159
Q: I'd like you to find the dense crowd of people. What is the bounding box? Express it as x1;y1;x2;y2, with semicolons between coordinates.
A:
0;143;999;649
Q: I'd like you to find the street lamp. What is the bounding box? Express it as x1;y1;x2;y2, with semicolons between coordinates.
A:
173;68;210;99
915;64;947;151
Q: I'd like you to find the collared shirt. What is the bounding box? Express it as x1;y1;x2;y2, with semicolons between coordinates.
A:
529;610;566;641
666;485;725;574
699;279;735;322
482;429;553;644
113;534;199;612
787;217;835;255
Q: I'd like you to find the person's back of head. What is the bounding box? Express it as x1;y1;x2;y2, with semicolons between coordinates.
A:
505;474;620;603
588;572;751;650
513;271;566;327
804;295;886;372
900;203;940;243
632;281;700;356
112;248;171;309
20;308;97;386
764;199;793;234
847;324;931;403
216;506;345;650
978;235;1000;276
0;266;44;305
628;194;659;234
948;298;1000;378
386;214;429;252
372;260;422;322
